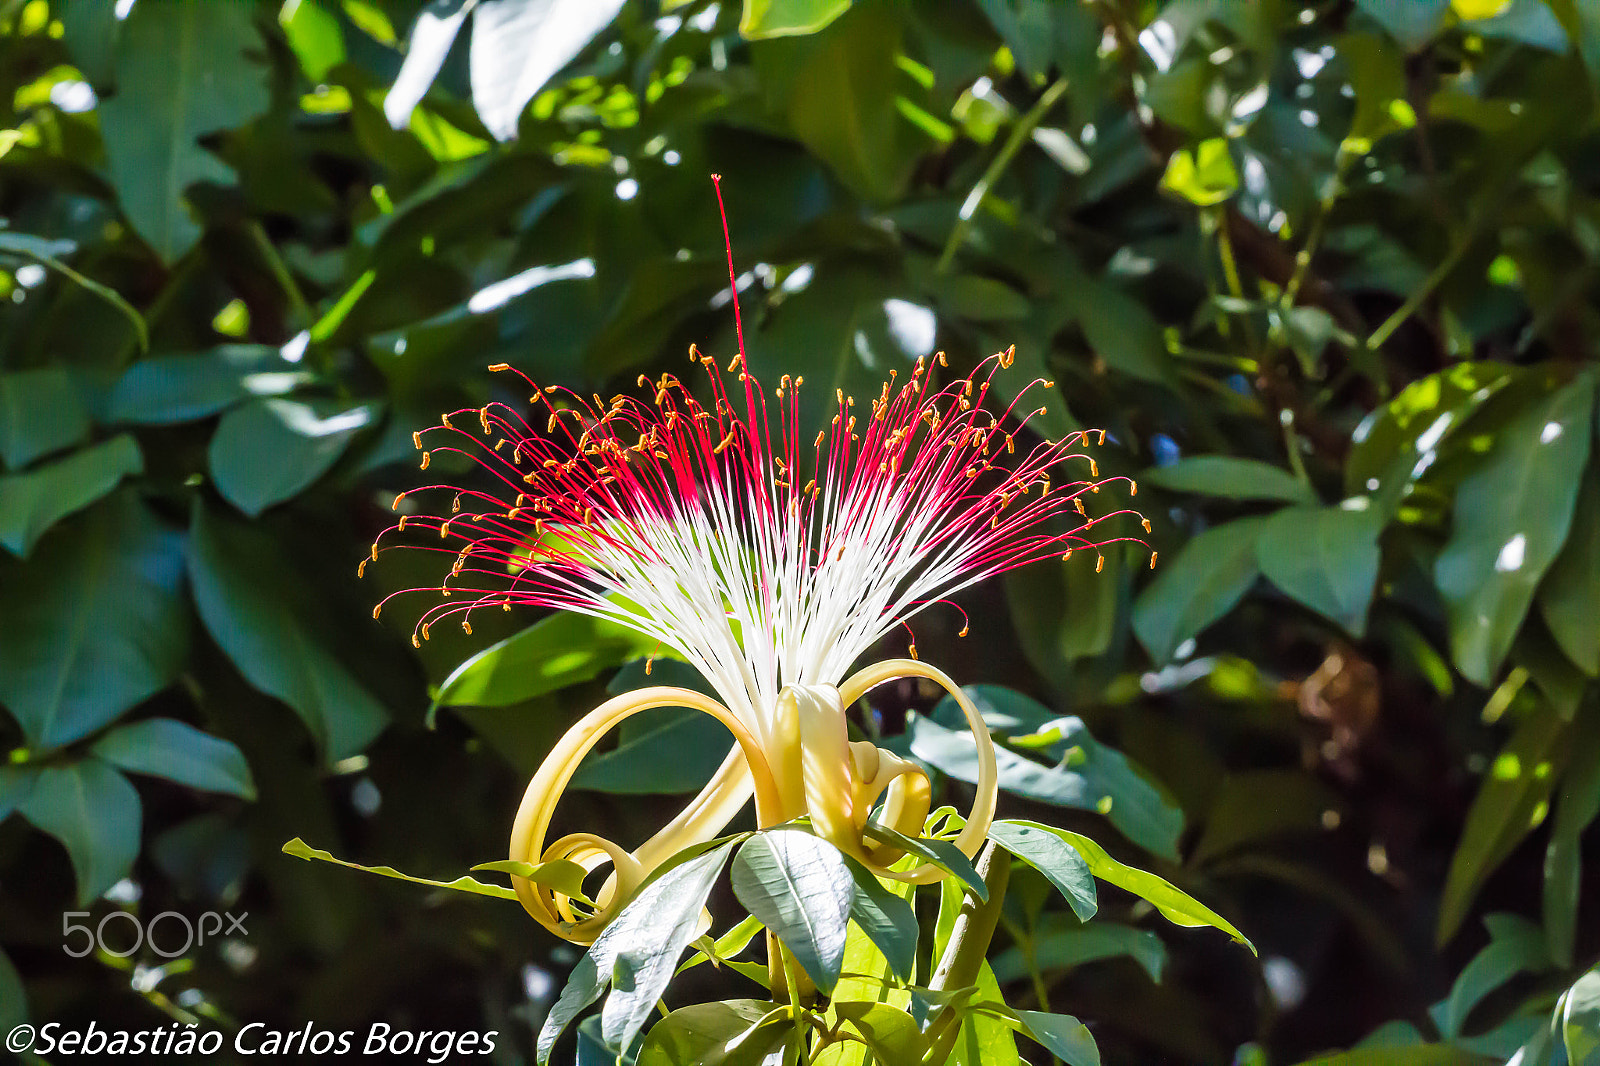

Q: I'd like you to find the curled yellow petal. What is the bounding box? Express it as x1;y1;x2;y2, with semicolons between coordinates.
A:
507;686;781;944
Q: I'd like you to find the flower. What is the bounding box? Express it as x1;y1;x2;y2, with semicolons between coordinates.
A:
370;346;1147;944
367;188;1147;945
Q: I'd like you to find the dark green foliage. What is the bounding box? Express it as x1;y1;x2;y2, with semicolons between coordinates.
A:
3;0;1600;1062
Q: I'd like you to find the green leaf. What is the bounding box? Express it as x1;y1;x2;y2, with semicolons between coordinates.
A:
1352;0;1449;49
0;435;144;558
830;1001;926;1063
987;820;1097;921
991;920;1166;985
1540;463;1600;674
0;234;148;353
862;820;988;901
470;858;590;899
1545;707;1600;965
1017;1011;1101;1066
753;4;923;202
1160;138;1239;206
1435;374;1595;685
934;874;1020;1066
538;840;737;1063
188;502;387;762
1000;820;1256;953
0;367;90;470
1133;517;1267;665
383;0;470;128
0;493;187;749
637;1000;791;1066
209;399;376;516
280;0;346;81
0;945;25;1032
98;0;271;260
742;0;852;39
18;760;142;905
434;611;662;710
1438;702;1570;943
1346;361;1517;500
1565;967;1600;1066
469;0;627;141
1257;502;1384;635
731;830;853;994
109;346;311;425
0;766;38;825
89;718;256;800
281;837;516;899
1063;276;1174;385
840;855;919;981
1141;456;1315;504
1440;913;1550;1039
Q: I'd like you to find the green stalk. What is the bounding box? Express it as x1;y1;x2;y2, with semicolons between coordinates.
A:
921;843;1013;1065
936;79;1069;274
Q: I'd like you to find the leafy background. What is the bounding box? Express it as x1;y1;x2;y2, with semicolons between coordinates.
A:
2;0;1600;1062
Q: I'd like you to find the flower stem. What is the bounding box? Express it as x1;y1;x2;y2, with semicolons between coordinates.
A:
922;843;1013;1065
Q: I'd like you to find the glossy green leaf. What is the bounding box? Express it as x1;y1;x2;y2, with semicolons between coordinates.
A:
538;840;736;1063
840;855;919;981
1353;0;1449;49
383;0;470;128
1439;702;1570;943
862;820;988;901
0;493;187;749
1435;374;1594;685
0;435;143;557
1133;517;1267;665
753;4;922;202
742;0;852;39
433;610;661;709
98;0;271;259
281;837;516;899
987;819;1097;921
89;718;256;800
280;0;346;81
1018;1011;1101;1066
1543;706;1600;966
831;1001;926;1063
1539;463;1600;674
1142;456;1315;504
1441;912;1550;1039
1257;502;1384;635
0;367;91;469
0;766;38;825
188;502;387;762
209;398;375;516
731;830;853;994
108;346;311;425
1345;362;1517;500
637;1000;791;1066
1565;967;1600;1066
911;710;1182;858
469;0;627;141
18;760;142;905
1002;820;1256;952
